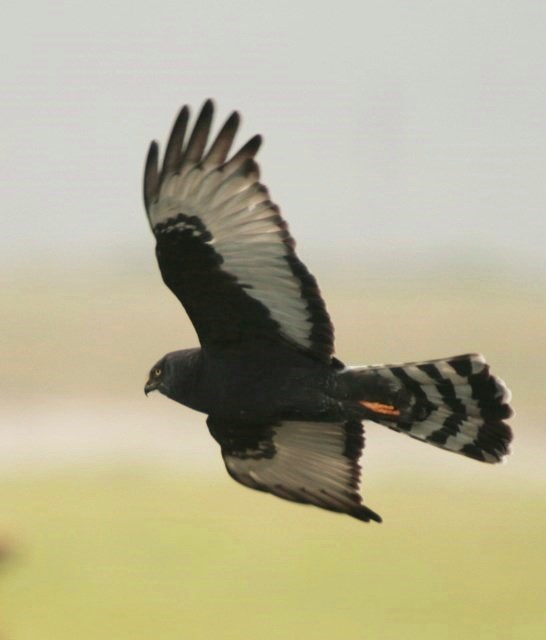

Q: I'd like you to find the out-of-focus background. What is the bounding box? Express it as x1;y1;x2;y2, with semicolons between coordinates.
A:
1;2;545;639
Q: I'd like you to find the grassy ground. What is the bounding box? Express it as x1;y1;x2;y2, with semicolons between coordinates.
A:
1;468;545;640
1;266;544;638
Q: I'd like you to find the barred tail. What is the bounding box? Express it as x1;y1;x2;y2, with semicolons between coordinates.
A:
340;354;513;463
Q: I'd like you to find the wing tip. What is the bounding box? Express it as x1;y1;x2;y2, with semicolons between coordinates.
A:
352;505;383;523
176;103;191;123
203;109;242;166
230;134;262;164
248;133;263;153
197;99;215;128
183;99;215;163
202;97;214;114
222;110;241;137
161;106;191;178
143;140;160;209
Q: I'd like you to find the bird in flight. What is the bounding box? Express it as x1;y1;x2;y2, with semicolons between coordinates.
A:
143;101;513;523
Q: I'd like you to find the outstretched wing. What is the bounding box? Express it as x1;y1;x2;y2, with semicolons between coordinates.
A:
143;100;334;362
207;418;381;523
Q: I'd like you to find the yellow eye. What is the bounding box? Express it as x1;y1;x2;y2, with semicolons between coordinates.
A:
153;368;162;377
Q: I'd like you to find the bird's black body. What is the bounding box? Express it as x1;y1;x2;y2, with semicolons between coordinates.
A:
143;101;513;523
151;343;339;421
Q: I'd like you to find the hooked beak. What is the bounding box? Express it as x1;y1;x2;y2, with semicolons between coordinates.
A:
144;378;160;396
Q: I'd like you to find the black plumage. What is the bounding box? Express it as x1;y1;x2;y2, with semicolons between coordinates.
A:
143;101;514;523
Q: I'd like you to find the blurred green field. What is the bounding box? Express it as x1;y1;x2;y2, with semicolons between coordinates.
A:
1;265;545;639
1;468;545;640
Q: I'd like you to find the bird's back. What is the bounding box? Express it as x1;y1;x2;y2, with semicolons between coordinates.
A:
195;342;339;422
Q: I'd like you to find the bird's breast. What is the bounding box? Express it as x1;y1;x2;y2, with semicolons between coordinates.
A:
195;345;336;422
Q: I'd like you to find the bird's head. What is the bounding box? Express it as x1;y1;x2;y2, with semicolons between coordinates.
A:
144;348;201;401
144;356;168;396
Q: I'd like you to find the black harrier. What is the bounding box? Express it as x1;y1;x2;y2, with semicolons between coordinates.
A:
143;101;513;523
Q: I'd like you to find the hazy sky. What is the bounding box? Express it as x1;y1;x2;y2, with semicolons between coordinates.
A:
2;1;545;274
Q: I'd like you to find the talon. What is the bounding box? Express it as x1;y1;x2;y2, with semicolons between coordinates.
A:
359;401;401;417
